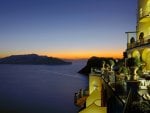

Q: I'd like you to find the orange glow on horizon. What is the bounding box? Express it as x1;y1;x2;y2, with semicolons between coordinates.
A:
47;53;123;59
0;50;123;59
45;49;123;59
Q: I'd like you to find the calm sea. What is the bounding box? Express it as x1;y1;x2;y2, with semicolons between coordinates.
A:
0;60;88;113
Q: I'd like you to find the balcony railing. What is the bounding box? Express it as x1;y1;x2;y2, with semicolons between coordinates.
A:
74;88;89;107
127;38;150;50
97;71;150;113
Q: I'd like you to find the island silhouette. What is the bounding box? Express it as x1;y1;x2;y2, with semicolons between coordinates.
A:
0;54;71;65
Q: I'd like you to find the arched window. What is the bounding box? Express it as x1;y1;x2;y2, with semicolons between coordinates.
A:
139;32;144;39
130;37;135;44
139;32;144;43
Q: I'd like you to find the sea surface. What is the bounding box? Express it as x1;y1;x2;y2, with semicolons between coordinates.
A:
0;60;88;113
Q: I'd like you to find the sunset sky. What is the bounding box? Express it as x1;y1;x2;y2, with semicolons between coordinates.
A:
0;0;137;59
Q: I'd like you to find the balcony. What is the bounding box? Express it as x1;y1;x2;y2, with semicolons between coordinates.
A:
92;70;150;113
127;38;150;50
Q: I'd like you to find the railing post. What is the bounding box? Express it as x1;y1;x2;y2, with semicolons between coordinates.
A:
127;33;130;44
74;93;78;103
79;89;83;98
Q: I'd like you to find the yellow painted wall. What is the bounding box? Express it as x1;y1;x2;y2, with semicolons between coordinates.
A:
86;89;101;107
79;74;106;113
131;0;150;71
89;74;102;95
132;50;140;58
146;52;150;71
137;0;150;40
142;48;150;71
137;22;150;39
79;103;107;113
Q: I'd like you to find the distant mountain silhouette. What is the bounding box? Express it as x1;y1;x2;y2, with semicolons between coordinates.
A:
0;54;71;65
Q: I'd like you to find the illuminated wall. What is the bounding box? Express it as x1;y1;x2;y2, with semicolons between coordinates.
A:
126;0;150;71
89;74;102;95
86;89;101;107
79;74;106;113
79;103;107;113
137;0;150;40
136;0;150;71
132;50;140;58
142;48;150;71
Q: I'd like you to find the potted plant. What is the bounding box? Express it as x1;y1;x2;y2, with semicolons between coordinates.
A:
109;59;115;72
126;57;141;80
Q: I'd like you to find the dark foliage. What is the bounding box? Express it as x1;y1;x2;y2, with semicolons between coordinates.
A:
128;101;150;113
78;56;117;75
126;57;136;67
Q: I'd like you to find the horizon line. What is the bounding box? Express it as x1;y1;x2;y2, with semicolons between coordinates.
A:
0;53;123;60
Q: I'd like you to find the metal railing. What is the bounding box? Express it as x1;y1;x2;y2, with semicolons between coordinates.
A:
127;38;150;50
101;76;125;113
122;89;132;113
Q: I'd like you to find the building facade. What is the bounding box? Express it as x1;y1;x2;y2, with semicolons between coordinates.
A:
125;0;150;72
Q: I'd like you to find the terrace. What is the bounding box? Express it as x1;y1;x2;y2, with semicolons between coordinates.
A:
75;66;150;113
125;32;150;50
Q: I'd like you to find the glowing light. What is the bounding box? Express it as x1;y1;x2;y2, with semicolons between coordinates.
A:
146;51;150;71
132;50;140;58
79;103;107;113
89;75;102;94
142;48;150;62
86;89;101;107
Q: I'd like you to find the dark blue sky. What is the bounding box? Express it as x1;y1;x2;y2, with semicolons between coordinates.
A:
0;0;137;59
